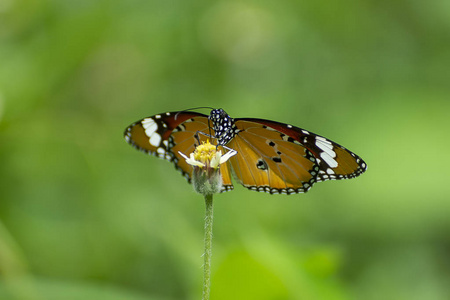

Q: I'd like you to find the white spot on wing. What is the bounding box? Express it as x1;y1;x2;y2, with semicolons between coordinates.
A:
316;136;330;143
316;137;336;158
149;133;162;147
320;152;338;168
142;118;158;137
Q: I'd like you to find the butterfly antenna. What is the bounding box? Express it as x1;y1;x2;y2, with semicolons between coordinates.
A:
174;106;214;120
183;106;215;111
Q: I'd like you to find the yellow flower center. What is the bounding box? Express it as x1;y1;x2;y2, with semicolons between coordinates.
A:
194;140;218;164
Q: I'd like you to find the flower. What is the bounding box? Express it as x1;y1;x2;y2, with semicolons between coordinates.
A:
179;140;237;195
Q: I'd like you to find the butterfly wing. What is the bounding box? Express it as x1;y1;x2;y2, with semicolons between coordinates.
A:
124;111;234;192
226;118;367;194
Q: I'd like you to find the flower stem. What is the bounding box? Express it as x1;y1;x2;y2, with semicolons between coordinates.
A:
202;194;214;300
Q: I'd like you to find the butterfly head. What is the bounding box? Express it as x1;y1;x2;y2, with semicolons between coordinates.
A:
209;109;237;146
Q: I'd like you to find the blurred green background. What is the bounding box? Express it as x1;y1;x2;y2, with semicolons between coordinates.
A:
1;0;450;299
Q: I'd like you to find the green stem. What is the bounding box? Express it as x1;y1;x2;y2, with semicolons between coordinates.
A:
202;194;214;300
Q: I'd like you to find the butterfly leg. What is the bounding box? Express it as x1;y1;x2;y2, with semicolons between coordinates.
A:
195;131;217;144
193;131;211;147
220;144;238;157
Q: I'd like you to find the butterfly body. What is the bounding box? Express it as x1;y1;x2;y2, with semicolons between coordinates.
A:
124;109;367;194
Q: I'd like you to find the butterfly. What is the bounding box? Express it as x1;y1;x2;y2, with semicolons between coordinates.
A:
124;108;367;194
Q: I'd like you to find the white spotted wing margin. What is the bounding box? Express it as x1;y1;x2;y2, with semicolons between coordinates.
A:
234;117;367;183
123;111;235;193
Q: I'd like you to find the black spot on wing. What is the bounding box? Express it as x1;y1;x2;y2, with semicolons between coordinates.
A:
272;157;282;163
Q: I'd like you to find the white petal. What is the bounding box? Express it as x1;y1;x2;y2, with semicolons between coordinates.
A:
210;151;222;168
178;151;189;160
186;153;205;167
178;151;205;167
219;149;237;164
